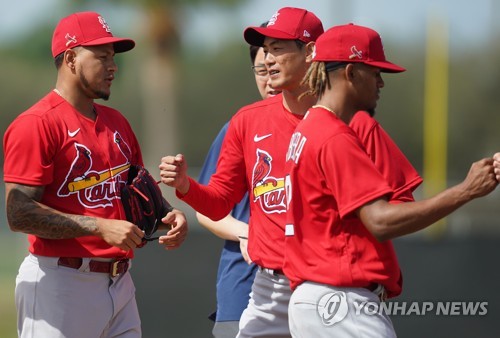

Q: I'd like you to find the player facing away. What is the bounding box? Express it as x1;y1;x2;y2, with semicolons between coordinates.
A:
160;7;324;338
3;11;188;338
284;23;498;337
195;22;281;338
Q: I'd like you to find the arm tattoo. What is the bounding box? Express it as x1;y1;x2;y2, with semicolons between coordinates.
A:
6;183;99;239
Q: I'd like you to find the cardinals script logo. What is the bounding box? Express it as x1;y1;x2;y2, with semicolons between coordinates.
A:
57;135;132;208
251;149;286;214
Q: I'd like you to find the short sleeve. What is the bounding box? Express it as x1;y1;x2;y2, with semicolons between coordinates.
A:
3;114;56;185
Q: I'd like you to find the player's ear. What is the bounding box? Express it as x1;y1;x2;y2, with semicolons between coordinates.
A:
304;42;316;63
345;63;356;80
63;49;77;71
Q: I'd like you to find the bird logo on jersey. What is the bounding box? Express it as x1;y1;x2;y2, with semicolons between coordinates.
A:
58;144;100;196
251;149;286;213
114;131;132;162
57;136;132;208
252;150;271;186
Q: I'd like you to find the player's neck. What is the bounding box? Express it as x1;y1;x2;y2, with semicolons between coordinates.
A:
53;87;97;121
315;97;355;124
282;90;316;116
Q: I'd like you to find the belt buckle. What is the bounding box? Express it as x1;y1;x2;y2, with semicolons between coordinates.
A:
262;267;281;277
379;288;388;302
110;259;127;277
373;284;388;302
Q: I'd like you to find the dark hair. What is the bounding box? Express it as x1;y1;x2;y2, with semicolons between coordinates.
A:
294;40;306;50
54;52;64;69
249;22;268;64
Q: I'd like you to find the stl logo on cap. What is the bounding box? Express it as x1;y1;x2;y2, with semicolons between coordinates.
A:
267;11;280;26
98;16;112;33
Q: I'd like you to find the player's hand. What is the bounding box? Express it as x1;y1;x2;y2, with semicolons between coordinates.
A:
158;209;188;250
461;157;498;199
493;152;500;181
97;219;144;251
239;236;252;265
159;154;190;195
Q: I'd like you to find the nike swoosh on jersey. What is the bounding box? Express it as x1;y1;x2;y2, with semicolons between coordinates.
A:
68;128;81;137
254;133;272;142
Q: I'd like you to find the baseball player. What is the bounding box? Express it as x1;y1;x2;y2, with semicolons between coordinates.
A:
162;8;429;337
160;7;324;337
284;23;498;337
3;11;187;338
196;22;281;338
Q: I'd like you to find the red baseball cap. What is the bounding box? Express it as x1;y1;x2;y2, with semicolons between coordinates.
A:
51;11;135;58
244;7;324;46
313;23;405;73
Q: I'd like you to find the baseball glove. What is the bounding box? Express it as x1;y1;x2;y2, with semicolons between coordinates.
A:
121;164;174;243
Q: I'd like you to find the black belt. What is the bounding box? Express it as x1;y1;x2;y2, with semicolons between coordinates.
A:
260;267;285;276
58;257;129;277
365;282;379;292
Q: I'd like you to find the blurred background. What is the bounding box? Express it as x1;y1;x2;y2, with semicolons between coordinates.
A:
1;0;500;337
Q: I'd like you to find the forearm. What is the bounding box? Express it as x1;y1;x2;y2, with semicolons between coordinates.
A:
160;154;245;220
196;212;248;241
6;183;100;239
360;183;471;241
179;176;236;221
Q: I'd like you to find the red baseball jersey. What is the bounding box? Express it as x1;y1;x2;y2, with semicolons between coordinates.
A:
3;91;143;258
284;107;404;296
180;94;302;269
350;111;422;202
